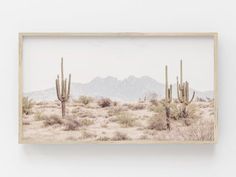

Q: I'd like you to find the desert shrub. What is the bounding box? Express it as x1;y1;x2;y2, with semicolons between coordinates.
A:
97;136;111;141
113;101;118;106
107;106;124;116
98;98;112;108
186;104;198;119
139;135;148;140
113;112;136;127
80;131;96;139
78;118;94;126
63;118;81;131
71;107;80;114
127;103;145;110
34;111;47;121
111;131;130;141
77;110;95;118
149;103;165;113
22;97;34;115
179;119;215;141
169;103;181;120
43;114;63;127
149;99;158;106
78;96;93;105
147;113;167;130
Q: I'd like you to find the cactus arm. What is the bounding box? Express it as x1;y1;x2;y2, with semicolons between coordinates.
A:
177;77;184;103
66;74;71;100
169;84;172;103
64;79;67;99
56;77;62;101
188;91;195;104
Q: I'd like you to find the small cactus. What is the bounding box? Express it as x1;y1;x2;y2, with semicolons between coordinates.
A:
176;60;195;118
55;58;71;118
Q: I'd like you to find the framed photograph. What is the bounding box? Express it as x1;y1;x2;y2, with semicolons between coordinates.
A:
19;32;218;144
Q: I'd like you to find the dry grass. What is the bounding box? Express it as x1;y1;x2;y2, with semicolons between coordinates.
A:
97;136;111;141
78;118;94;126
139;134;148;140
149;103;165;113
22;97;34;115
186;103;198;119
98;98;112;108
22;95;215;142
43;114;63;127
169;103;181;120
107;106;126;116
34;111;47;121
127;103;146;110
111;131;130;141
77;96;93;105
77;110;95;118
80;131;97;139
111;112;136;127
178;119;214;141
63;118;81;131
147;113;167;130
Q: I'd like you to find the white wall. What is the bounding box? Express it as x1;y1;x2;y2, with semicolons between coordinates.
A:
0;0;234;176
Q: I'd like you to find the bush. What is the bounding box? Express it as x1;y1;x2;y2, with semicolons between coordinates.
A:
78;118;94;126
169;103;181;120
97;136;111;141
107;106;124;116
115;112;136;127
147;113;167;130
43;114;63;127
150;99;158;106
111;131;130;141
34;111;47;121
98;98;112;108
80;131;96;139
64;118;81;131
149;103;165;113
78;96;93;105
22;97;34;115
128;103;145;110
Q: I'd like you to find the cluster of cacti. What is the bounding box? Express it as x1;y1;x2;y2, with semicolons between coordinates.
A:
176;60;195;118
55;58;71;118
164;60;195;129
165;65;172;130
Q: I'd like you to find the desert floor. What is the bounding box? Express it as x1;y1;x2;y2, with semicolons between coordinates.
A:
21;97;215;143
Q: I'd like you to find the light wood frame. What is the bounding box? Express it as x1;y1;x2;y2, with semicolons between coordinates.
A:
19;32;218;144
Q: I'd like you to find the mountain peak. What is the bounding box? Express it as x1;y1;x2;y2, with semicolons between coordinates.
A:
25;75;214;101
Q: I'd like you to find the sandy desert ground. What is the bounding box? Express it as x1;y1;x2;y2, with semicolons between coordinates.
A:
21;96;215;143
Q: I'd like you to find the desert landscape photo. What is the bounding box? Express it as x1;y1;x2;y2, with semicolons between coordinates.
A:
20;36;216;143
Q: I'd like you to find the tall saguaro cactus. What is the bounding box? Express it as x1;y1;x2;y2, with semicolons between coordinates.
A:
165;65;172;130
177;60;195;118
55;58;71;118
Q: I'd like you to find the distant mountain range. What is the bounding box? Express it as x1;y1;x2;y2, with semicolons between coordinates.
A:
25;76;213;101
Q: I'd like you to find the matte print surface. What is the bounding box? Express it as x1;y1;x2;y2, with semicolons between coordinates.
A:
19;33;217;144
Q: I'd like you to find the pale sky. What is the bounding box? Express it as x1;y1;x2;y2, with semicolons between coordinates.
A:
23;36;214;93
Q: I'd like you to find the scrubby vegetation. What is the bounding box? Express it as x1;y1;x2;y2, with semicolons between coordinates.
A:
147;113;167;130
22;95;215;143
98;98;112;107
22;97;34;115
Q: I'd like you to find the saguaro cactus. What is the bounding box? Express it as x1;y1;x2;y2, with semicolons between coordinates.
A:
55;58;71;118
177;60;195;118
165;65;172;130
